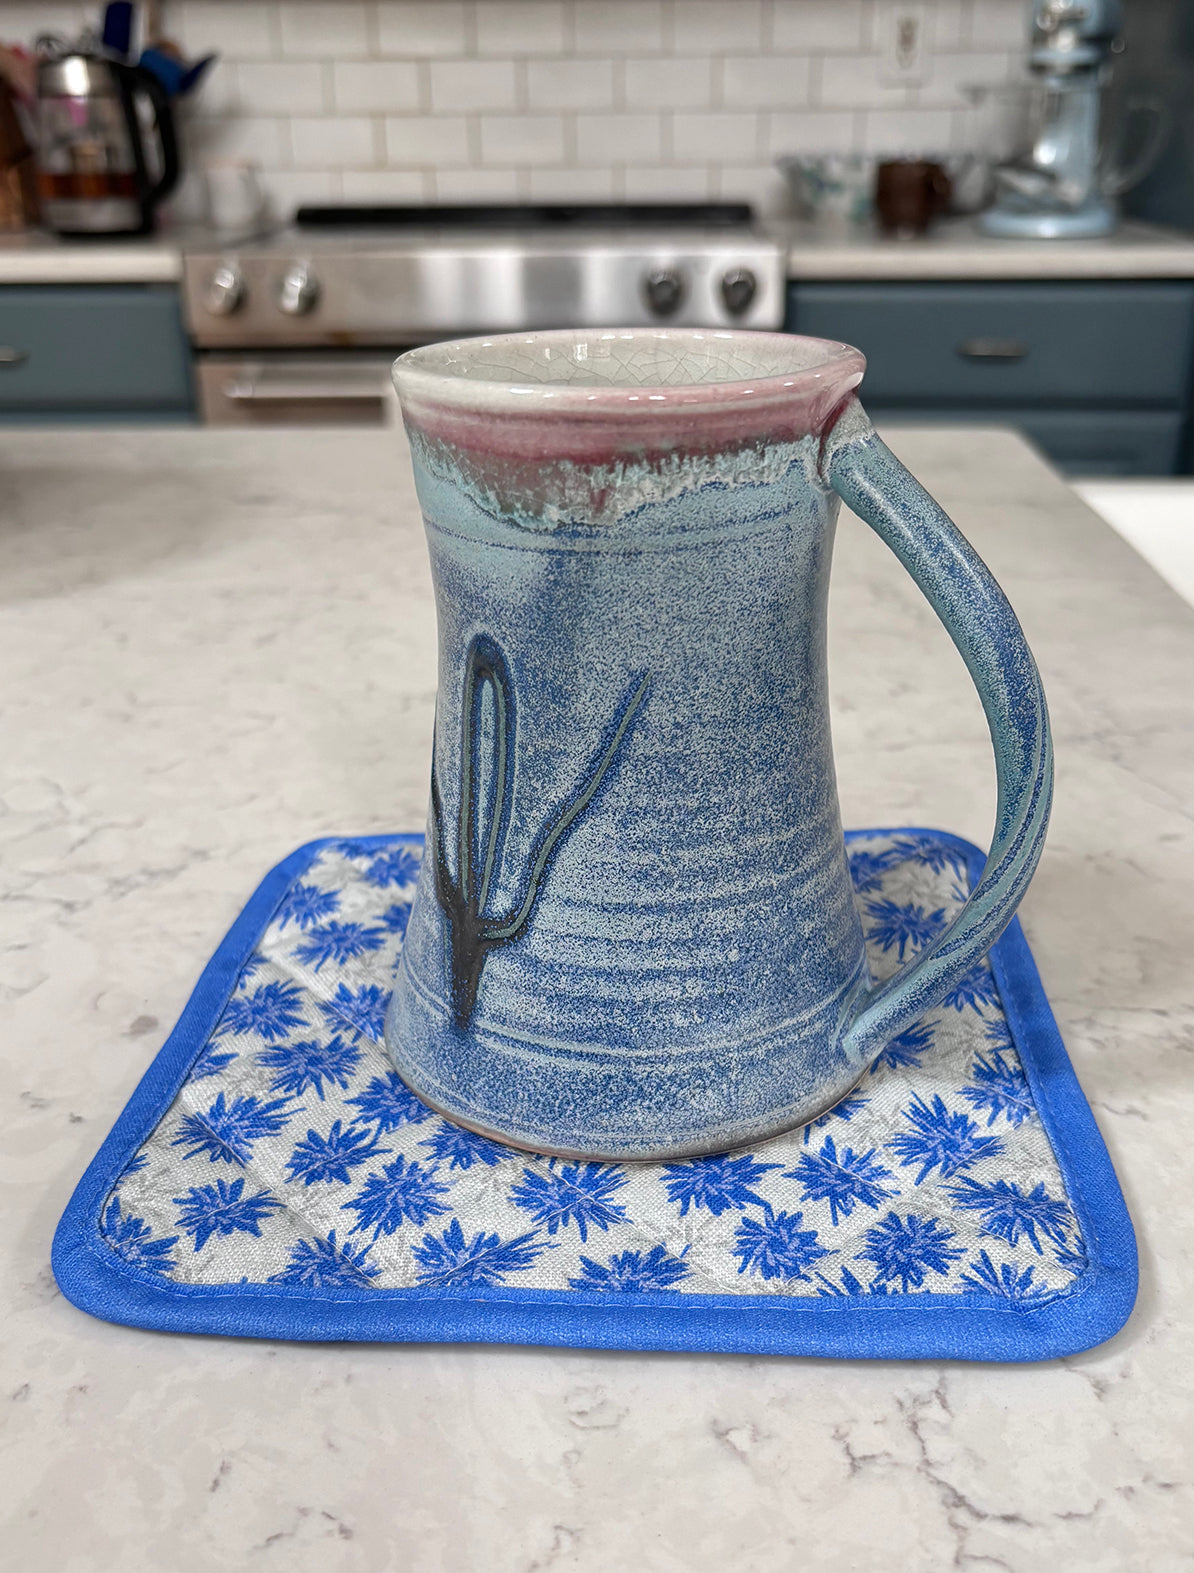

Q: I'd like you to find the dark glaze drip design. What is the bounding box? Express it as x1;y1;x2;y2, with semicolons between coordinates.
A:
429;636;649;1029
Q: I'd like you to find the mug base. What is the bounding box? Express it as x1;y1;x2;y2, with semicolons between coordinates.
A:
388;1059;868;1164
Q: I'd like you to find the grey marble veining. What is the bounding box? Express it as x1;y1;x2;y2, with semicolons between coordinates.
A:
1;424;1191;1572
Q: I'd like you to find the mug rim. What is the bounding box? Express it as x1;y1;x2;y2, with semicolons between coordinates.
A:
392;327;865;420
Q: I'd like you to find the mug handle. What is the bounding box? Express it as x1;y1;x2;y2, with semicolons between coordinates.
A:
825;402;1053;1067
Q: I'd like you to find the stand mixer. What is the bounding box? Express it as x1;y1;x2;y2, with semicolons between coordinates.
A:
980;0;1161;239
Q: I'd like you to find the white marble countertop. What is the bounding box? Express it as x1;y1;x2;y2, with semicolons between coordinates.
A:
0;228;182;284
781;217;1194;279
2;426;1192;1571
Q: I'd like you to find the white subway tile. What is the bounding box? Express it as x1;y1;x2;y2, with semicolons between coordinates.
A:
573;0;665;54
525;57;616;110
332;60;422;112
771;0;866;52
820;54;915;109
278;3;369;57
384;115;471;165
623;164;712;199
767;110;858;155
920;49;1014;105
429;58;519;112
479;114;567;164
375;1;469;55
527;165;617;199
174;2;277;59
0;2;87;44
623;57;712;110
671;112;760;162
714;162;792;217
968;0;1027;50
475;1;567;57
575;112;663;163
432;167;525;200
187;115;289;167
234;62;326;115
721;55;812;110
671;0;763;53
261;170;340;219
341;168;431;200
290;116;378;168
859;106;955;155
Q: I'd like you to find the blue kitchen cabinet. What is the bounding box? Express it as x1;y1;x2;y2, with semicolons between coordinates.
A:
0;285;195;422
785;280;1194;476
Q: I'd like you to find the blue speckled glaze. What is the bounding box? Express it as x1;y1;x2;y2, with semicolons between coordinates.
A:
385;331;1052;1161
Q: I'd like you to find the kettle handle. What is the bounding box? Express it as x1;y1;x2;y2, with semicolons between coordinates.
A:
116;62;180;211
826;407;1053;1068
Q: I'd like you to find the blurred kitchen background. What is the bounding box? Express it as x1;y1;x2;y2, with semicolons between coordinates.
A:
1;0;1193;596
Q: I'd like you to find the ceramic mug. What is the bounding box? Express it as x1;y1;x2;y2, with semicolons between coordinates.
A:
386;329;1052;1161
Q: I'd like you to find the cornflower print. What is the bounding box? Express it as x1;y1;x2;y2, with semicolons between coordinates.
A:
888;1094;1004;1183
870;1021;935;1076
173;1178;282;1251
661;1154;780;1218
268;1230;379;1289
569;1245;690;1293
274;881;340;932
317;982;391;1043
419;1121;508;1170
363;846;422;889
946;1177;1071;1253
889;834;970;878
847;845;896;893
1053;1235;1089;1274
865;898;947;961
801;1091;870;1144
347;1071;432;1133
786;1135;895;1226
379;901;411;937
412;1219;545;1287
814;1265;890;1297
343;1156;451;1241
509;1162;629;1243
172;1091;298;1166
961;1250;1050;1302
859;1212;963;1291
259;1033;361;1101
101;1199;177;1276
217;979;305;1043
333;840;379;860
186;1042;236;1082
941;963;1000;1013
292;921;386;972
983;1017;1015;1051
960;1051;1034;1128
733;1205;830;1282
284;1121;388;1186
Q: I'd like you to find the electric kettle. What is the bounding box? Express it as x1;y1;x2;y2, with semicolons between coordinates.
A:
35;50;179;236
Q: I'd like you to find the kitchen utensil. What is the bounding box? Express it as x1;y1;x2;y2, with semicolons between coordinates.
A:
384;328;1053;1161
34;47;179;235
776;154;875;228
979;0;1168;239
875;158;952;235
203;157;265;231
0;74;38;230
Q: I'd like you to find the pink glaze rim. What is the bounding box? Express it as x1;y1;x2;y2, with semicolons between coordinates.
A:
391;328;867;465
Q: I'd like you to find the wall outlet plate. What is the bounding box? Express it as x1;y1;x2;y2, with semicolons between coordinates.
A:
876;0;930;85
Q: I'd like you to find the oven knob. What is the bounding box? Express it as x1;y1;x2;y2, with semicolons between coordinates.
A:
204;262;245;317
720;268;758;316
278;261;320;316
643;267;684;317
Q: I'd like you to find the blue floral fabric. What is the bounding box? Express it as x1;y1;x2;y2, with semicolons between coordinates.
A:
94;832;1093;1308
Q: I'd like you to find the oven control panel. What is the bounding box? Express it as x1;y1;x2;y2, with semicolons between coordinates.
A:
182;233;786;347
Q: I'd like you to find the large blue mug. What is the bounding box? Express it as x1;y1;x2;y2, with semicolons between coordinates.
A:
385;329;1052;1161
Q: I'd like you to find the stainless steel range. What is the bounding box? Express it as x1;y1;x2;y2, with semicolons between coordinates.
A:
181;203;786;425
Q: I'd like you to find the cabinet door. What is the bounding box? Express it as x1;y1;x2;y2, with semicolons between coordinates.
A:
788;282;1194;405
867;406;1186;476
0;285;194;415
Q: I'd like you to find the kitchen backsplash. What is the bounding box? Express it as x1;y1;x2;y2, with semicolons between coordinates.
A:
4;0;1027;218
